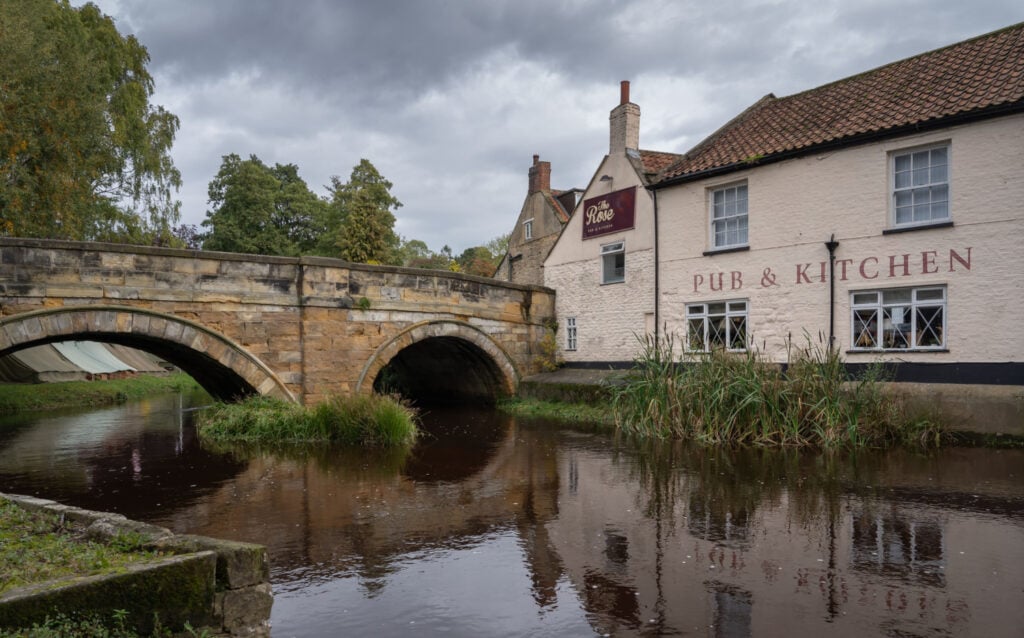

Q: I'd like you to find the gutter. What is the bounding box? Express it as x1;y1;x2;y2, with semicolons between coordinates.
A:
825;234;840;350
653;189;660;341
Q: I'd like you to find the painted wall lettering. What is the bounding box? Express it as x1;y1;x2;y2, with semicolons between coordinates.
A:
949;247;972;271
685;247;973;296
889;254;912;278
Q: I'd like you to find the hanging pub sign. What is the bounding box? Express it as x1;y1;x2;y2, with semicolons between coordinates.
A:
582;186;636;239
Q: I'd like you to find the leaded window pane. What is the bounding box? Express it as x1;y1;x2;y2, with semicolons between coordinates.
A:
853;309;879;348
916;306;944;347
852;286;945;350
729;316;747;350
687;318;704;351
708;317;726;348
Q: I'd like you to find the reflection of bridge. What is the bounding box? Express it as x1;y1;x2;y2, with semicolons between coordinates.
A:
0;238;555;403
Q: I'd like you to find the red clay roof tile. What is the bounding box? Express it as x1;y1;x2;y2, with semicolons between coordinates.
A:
657;22;1024;183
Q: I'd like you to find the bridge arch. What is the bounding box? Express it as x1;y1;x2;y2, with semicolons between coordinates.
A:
0;305;296;403
356;320;518;404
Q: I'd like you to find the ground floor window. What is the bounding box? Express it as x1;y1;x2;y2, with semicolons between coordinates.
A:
686;300;747;352
565;317;577;351
851;285;946;350
601;241;625;284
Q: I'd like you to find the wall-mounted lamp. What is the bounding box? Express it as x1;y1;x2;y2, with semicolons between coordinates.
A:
599;174;613;189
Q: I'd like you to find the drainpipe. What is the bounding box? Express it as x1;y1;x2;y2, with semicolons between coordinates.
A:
653;189;660;341
824;234;840;351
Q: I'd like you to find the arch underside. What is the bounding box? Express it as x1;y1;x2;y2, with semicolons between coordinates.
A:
0;306;295;403
359;321;518;405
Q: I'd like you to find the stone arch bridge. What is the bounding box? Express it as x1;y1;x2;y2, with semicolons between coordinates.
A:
0;238;555;404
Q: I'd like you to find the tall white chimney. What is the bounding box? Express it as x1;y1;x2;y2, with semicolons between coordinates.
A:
609;80;640;154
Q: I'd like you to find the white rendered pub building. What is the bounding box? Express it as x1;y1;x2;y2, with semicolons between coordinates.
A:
544;24;1024;399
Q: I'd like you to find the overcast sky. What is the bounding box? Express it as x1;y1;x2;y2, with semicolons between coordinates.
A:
84;0;1022;254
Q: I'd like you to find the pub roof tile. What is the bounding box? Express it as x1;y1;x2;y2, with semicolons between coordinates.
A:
656;22;1024;183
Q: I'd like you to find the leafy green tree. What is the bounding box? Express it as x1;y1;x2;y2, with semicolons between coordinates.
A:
201;154;327;256
457;245;498;277
395;237;431;266
0;0;181;242
486;233;510;261
320;159;402;264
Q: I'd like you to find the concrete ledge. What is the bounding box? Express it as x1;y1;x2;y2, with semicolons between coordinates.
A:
1;552;217;635
0;493;272;637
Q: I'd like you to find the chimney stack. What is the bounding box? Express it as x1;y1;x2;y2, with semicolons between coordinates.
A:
609;80;640;154
528;154;551;193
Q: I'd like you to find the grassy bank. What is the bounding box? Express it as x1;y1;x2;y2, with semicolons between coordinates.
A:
613;335;944;447
196;394;419;447
0;374;200;414
0;500;159;596
498;396;616;428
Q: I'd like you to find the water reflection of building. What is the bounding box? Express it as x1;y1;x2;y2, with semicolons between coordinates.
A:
123;416;1024;637
851;508;946;588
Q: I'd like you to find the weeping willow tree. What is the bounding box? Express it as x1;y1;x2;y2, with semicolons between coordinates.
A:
0;0;181;244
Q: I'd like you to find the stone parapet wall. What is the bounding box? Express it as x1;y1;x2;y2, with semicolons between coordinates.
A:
0;238;556;403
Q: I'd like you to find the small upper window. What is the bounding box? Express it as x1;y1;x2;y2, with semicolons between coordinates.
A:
710;183;748;249
892;145;949;227
523;219;534;240
565;317;578;351
601;241;625;284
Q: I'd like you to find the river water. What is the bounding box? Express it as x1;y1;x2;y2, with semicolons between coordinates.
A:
1;392;1022;637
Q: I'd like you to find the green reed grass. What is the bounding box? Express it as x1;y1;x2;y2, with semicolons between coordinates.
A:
613;333;944;448
196;394;419;447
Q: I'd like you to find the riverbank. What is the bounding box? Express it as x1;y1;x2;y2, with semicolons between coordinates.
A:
517;367;1024;441
0;374;201;414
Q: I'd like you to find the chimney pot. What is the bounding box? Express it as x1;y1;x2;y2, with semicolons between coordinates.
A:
620;80;630;105
533;154;539;165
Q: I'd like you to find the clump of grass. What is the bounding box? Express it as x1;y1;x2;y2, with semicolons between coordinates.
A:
613;333;945;448
196;394;419;447
0;500;160;595
498;396;616;427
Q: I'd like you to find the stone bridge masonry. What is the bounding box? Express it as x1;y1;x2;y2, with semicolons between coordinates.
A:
0;238;556;404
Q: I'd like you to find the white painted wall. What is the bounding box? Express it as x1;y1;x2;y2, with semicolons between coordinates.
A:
657;114;1024;364
545;153;656;362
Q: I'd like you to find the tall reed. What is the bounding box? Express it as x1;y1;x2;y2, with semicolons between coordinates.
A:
613;333;942;447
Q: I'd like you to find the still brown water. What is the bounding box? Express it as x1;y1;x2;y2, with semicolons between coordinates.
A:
1;392;1022;637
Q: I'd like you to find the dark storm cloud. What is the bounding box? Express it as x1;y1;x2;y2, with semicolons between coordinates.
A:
89;0;1024;251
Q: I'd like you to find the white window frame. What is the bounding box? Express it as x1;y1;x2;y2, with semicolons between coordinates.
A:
523;218;534;241
850;285;946;351
709;182;748;249
601;240;625;284
565;317;577;351
891;143;950;228
685;300;748;352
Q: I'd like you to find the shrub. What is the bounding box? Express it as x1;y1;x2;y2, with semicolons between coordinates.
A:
195;394;418;447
